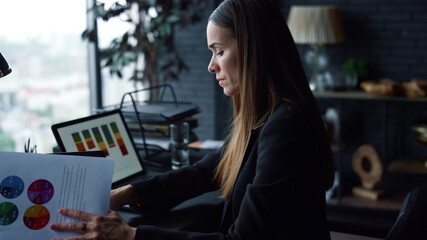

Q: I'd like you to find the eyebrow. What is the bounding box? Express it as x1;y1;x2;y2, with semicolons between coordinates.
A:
208;42;223;49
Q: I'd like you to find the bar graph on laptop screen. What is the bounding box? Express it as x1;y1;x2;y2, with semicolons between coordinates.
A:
51;110;143;184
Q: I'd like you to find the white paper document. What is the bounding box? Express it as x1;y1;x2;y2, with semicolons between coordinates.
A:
0;151;114;239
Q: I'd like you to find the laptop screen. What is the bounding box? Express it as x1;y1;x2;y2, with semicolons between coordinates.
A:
51;109;144;186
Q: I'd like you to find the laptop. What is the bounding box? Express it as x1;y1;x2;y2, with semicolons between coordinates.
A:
51;109;145;188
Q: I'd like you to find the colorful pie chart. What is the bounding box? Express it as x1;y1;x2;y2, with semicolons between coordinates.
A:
23;205;50;230
0;176;25;199
0;202;19;226
27;179;54;204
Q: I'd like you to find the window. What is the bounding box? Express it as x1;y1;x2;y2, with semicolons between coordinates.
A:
94;0;145;108
0;1;89;153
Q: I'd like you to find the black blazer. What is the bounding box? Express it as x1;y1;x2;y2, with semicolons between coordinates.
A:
132;101;331;240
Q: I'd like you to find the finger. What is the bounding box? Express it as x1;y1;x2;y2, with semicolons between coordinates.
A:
107;209;119;217
52;237;84;240
52;236;84;240
50;222;86;234
58;208;93;221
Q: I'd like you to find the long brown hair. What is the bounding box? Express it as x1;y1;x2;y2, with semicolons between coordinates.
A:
210;0;334;198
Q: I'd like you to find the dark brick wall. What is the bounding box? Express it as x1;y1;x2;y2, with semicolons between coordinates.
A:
172;0;230;141
280;0;427;82
171;1;218;140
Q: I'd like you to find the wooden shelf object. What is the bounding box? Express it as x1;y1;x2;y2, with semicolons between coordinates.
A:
327;194;405;211
315;90;427;102
388;160;427;175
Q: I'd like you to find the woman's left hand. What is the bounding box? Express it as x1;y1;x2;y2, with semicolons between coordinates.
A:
50;208;136;240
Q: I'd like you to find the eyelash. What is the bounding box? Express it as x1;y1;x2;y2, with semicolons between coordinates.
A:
216;51;224;56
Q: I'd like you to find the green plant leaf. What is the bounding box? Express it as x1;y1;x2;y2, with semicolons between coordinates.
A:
81;29;97;42
92;3;107;18
342;58;368;77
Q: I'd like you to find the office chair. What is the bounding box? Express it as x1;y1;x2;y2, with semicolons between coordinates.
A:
385;184;427;240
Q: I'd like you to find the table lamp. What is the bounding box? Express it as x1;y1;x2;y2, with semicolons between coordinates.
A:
287;5;344;91
0;52;12;78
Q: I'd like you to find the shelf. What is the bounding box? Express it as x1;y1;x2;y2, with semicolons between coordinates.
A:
327;195;401;239
327;194;405;211
316;87;427;215
388;160;427;175
315;91;427;102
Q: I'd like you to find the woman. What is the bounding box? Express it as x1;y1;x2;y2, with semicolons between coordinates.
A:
51;0;334;239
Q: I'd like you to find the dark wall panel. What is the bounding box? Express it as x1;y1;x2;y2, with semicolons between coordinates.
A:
280;0;427;82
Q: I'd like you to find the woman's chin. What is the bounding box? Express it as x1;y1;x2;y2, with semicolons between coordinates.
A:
223;88;239;96
223;90;233;96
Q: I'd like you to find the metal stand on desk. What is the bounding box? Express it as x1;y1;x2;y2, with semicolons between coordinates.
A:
117;84;198;168
118;84;178;167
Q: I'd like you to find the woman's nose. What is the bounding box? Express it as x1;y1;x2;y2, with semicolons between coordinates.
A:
207;59;217;73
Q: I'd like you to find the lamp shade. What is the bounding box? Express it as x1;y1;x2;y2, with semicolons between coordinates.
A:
287;5;344;45
0;52;12;78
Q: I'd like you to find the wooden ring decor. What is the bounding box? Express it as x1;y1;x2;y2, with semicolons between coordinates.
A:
352;144;383;190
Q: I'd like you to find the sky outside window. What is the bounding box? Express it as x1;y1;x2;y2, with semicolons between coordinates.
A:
0;0;89;153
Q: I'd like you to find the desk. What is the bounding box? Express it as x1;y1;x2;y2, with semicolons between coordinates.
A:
327;199;399;239
140;148;215;176
117;148;398;238
330;232;382;240
117;148;224;233
327;190;404;239
118;191;223;232
111;148;216;189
